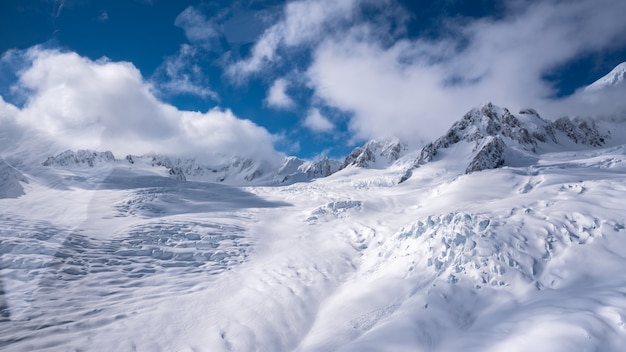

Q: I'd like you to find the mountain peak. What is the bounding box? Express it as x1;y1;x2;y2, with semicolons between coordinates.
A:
585;61;626;91
400;103;609;182
414;103;556;166
341;136;407;169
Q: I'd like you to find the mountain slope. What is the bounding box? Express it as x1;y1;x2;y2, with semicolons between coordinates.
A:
585;62;626;91
0;157;28;199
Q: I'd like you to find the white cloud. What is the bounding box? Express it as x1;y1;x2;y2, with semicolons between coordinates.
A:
227;0;361;79
303;108;334;132
175;6;220;44
303;0;626;143
153;44;219;100
1;47;281;165
265;78;295;109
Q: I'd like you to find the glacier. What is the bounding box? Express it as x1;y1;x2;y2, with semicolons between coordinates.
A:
2;102;626;351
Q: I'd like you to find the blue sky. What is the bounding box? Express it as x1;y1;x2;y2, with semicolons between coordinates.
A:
1;0;626;162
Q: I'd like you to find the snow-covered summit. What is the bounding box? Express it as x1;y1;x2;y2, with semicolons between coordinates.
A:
401;103;608;181
585;62;626;91
341;136;407;169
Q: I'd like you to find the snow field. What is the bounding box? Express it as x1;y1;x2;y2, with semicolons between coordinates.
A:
1;142;626;350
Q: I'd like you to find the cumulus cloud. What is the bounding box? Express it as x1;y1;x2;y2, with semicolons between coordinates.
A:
265;78;295;109
303;0;626;143
0;47;281;165
303;108;334;132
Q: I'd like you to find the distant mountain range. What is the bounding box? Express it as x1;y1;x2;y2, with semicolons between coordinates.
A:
37;103;618;188
5;61;625;192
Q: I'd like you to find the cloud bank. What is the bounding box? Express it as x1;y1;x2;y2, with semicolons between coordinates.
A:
0;47;281;165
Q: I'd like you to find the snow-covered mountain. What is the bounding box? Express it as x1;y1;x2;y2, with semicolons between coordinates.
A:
585;61;626;91
2;101;626;351
41;149;342;186
400;103;608;181
341;136;407;169
277;156;342;184
42;150;116;167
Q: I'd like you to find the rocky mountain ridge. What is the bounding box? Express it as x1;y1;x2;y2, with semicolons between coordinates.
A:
39;103;614;187
340;137;407;169
400;103;608;182
42;150;342;186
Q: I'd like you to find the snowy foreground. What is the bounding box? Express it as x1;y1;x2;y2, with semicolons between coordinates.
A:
2;141;626;352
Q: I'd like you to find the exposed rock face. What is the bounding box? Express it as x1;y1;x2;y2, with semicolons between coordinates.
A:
301;157;342;178
401;103;609;182
277;156;342;184
465;136;506;174
552;117;606;147
342;137;407;169
42;150;116;167
415;104;556;167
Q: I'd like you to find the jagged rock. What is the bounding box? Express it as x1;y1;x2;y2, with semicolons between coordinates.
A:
168;167;187;181
465;136;506;174
342;137;407;169
402;103;609;182
553;117;606;147
301;157;342;178
43;150;116;167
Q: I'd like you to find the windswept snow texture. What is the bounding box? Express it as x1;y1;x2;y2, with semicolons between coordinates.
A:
2;109;626;351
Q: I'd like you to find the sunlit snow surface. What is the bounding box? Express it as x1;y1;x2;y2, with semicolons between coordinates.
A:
2;146;626;351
